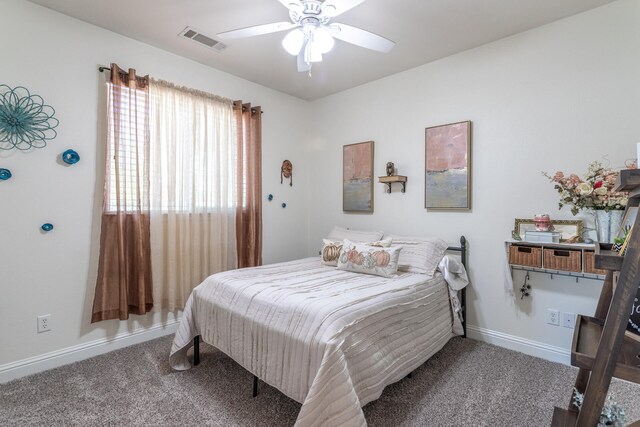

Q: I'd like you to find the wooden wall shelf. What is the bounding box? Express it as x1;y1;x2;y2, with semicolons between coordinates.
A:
507;241;605;279
378;175;407;193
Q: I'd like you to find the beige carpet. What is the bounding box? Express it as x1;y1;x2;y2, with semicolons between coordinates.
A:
1;335;638;426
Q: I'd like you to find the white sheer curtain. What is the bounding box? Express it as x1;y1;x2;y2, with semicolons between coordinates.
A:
149;79;237;310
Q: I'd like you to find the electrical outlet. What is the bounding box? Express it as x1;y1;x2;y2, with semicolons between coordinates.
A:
562;312;576;329
546;309;560;326
37;314;52;333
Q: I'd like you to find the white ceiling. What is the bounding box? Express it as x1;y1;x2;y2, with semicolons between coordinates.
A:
28;0;615;101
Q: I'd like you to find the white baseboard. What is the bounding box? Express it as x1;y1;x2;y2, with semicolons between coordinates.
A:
466;325;571;365
1;321;569;384
0;320;180;384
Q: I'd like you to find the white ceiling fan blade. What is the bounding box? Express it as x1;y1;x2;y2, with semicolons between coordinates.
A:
217;22;297;40
278;0;303;11
321;0;366;17
330;23;395;53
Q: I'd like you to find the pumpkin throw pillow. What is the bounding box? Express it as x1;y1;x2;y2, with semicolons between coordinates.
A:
336;239;402;278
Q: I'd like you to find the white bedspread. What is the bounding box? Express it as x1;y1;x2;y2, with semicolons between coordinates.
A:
170;257;467;426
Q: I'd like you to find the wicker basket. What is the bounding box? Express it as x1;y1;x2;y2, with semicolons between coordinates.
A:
583;250;607;275
543;248;581;272
509;245;542;268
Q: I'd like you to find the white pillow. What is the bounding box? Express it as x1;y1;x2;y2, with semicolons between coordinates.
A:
336;239;402;278
326;226;383;242
387;234;448;277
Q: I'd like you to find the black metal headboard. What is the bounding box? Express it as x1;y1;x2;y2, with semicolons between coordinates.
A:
446;236;467;338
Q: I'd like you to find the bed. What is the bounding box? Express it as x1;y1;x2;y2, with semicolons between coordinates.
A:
170;234;468;427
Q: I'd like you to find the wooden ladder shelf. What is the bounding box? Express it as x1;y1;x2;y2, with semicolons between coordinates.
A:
551;169;640;427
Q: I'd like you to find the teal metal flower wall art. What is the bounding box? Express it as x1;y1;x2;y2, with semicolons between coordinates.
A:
0;85;59;151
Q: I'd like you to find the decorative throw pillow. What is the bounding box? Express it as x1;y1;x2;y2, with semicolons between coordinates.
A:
326;226;384;242
321;237;392;266
321;239;343;266
387;234;448;277
336;239;402;278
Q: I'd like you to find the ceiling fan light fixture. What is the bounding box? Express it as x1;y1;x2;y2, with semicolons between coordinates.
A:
282;28;304;55
313;27;334;54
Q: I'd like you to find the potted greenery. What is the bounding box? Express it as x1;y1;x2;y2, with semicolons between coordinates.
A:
573;389;626;426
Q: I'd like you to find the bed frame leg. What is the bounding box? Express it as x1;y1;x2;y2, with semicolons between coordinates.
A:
252;375;258;398
460;235;467;339
194;335;200;366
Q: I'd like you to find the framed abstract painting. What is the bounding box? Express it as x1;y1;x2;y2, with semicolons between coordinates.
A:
343;141;374;213
425;121;472;210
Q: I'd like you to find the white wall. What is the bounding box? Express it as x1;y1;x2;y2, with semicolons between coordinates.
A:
2;0;639;380
0;0;310;371
306;0;640;357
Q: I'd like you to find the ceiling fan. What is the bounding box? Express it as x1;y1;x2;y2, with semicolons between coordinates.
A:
216;0;395;72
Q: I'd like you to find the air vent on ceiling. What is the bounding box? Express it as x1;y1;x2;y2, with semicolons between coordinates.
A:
179;27;226;51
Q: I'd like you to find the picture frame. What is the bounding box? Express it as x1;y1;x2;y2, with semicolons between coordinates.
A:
343;141;374;213
618;225;634;256
617;206;638;239
514;218;584;242
425;120;472;210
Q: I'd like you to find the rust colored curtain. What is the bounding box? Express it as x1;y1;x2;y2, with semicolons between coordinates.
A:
92;63;153;322
234;101;263;268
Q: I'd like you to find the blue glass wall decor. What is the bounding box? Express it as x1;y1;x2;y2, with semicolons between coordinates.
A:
281;203;287;208
0;168;11;180
0;85;59;151
41;223;54;232
62;149;80;165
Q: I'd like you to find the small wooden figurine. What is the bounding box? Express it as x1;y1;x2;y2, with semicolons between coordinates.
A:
386;162;394;176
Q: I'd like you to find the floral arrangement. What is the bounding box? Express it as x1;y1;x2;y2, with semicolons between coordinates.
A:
573;388;626;426
543;161;628;215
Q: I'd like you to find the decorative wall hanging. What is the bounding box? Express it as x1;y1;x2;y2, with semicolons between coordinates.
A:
282;203;287;208
61;149;80;165
41;223;54;232
425;121;472;210
281;160;293;186
343;141;374;213
267;194;273;201
0;85;59;151
0;168;11;180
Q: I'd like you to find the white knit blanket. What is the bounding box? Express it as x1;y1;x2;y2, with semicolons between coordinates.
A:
170;257;466;426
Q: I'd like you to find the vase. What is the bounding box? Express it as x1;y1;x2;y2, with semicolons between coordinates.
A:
594;210;624;243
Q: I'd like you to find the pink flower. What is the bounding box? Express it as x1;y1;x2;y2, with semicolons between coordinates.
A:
568;174;581;186
604;173;617;185
543;161;628;215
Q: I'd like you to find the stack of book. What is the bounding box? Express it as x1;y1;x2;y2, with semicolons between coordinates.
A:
524;230;561;243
